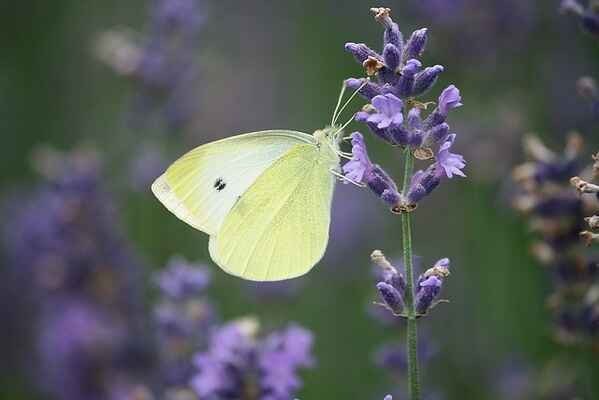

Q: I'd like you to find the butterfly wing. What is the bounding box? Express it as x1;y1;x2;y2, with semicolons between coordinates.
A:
151;130;314;235
208;143;337;281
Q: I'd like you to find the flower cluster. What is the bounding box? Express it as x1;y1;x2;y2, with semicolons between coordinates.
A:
153;257;215;398
372;250;450;317
511;133;599;347
191;318;315;400
97;0;203;130
1;147;149;400
561;0;599;37
342;8;465;211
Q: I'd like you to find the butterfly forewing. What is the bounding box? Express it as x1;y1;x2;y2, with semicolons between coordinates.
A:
151;130;313;235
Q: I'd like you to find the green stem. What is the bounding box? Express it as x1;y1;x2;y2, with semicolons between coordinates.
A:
401;148;421;400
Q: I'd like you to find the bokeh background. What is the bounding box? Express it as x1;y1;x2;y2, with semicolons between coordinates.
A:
2;0;599;399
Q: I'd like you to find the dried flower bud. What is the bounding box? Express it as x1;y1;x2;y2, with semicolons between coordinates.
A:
585;215;599;229
571;176;599;194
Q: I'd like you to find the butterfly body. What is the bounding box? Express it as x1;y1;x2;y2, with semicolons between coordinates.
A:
152;127;341;281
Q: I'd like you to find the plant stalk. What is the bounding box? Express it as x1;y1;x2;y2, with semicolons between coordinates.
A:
401;147;421;400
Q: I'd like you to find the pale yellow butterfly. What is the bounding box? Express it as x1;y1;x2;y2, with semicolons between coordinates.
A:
151;83;364;281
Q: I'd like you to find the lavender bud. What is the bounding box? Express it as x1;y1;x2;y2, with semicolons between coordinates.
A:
376;282;405;314
387;125;412;146
382;268;407;295
415;276;442;314
381;189;401;206
396;59;422;97
345;78;383;101
404;28;428;60
344;42;380;64
406;167;441;205
383;43;402;72
412;65;444;96
367;165;401;206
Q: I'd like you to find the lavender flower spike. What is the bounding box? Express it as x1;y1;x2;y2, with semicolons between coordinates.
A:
436;134;466;178
368;94;404;129
438;85;463;117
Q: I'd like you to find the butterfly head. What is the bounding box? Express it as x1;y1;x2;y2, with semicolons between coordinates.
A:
314;127;342;163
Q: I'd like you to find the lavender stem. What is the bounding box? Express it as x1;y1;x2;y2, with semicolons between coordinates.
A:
401;147;421;400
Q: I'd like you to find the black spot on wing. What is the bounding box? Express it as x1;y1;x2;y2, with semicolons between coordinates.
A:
214;178;226;191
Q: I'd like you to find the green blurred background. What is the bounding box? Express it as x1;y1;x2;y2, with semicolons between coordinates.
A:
2;0;599;399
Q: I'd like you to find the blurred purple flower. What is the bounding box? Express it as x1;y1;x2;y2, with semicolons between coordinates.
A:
2;148;150;400
191;319;314;400
153;257;215;393
156;257;211;300
97;0;204;131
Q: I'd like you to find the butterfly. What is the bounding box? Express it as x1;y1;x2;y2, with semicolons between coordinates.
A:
151;83;364;281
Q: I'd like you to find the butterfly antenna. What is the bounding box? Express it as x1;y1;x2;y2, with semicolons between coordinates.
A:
332;112;357;141
331;82;347;127
333;79;368;127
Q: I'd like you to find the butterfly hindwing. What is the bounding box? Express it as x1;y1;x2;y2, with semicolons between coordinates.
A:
208;144;337;281
151;130;314;235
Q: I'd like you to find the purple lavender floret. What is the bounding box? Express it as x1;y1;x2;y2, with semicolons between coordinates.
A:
436;134;466;178
414;258;450;315
342;132;401;207
191;320;314;400
415;276;443;314
424;85;462;128
405;135;465;206
368;94;404;129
